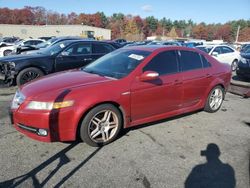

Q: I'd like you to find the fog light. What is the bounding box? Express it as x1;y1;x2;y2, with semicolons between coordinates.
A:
37;129;48;136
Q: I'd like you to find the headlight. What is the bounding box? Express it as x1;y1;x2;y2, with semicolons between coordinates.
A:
11;90;26;109
26;100;74;110
240;57;248;64
8;62;15;68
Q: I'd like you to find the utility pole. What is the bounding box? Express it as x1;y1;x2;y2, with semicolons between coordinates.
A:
235;25;240;43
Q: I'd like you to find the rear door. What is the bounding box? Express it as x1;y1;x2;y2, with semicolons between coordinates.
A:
55;42;92;71
179;50;212;108
131;50;183;121
220;46;237;64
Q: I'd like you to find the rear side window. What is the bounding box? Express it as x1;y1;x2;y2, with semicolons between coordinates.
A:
179;50;202;71
221;46;234;53
143;50;179;75
93;43;115;54
201;55;211;68
64;43;91;55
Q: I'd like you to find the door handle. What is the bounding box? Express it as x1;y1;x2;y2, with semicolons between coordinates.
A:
83;58;93;61
206;74;212;78
174;80;183;85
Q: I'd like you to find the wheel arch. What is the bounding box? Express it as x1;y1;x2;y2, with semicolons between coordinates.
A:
16;66;47;76
202;79;226;108
75;101;126;141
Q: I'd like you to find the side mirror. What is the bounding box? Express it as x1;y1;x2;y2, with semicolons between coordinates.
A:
139;71;159;82
212;52;219;57
61;51;70;56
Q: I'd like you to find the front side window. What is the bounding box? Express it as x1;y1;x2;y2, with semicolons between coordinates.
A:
23;41;32;46
179;50;202;71
213;47;222;54
143;50;179;75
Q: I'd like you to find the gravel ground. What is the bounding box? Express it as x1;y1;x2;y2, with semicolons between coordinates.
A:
0;86;249;188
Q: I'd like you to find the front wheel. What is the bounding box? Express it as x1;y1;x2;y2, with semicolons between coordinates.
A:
204;86;224;113
16;67;44;86
3;50;12;56
80;104;122;147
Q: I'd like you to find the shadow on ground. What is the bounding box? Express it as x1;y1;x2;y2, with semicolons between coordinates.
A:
0;142;101;188
185;143;236;188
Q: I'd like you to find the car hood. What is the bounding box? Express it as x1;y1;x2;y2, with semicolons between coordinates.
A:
240;53;250;59
0;53;48;62
20;70;113;100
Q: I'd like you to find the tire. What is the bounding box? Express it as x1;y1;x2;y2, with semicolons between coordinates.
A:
3;50;12;56
231;60;238;71
204;86;224;113
80;104;122;147
16;67;44;86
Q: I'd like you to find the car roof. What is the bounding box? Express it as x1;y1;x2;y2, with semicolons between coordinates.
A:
55;39;113;44
197;44;230;48
123;45;199;52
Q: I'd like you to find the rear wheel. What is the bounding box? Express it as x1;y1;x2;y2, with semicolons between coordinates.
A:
204;86;224;113
16;67;44;86
231;60;238;71
80;104;122;147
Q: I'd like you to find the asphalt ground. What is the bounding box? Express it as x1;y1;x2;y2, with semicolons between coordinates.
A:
0;85;249;188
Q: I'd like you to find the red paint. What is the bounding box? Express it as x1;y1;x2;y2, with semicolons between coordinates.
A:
11;46;231;142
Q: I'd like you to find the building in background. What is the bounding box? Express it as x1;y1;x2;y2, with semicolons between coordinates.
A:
0;24;111;40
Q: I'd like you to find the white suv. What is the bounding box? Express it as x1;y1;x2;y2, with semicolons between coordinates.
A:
196;44;240;71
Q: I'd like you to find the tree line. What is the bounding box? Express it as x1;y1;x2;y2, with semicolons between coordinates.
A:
0;6;250;42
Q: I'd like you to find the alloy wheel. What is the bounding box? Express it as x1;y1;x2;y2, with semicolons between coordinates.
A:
88;110;119;143
209;88;223;110
20;71;40;85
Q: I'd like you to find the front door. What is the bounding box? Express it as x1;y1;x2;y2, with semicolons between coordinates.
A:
55;42;92;72
130;50;183;122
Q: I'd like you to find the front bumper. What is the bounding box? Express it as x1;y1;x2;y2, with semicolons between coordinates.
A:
0;73;5;81
236;67;250;79
11;106;78;142
0;62;15;82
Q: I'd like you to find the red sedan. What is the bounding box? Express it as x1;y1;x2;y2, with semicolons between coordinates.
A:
10;46;231;146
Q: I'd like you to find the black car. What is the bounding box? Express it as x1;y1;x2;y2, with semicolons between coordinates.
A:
236;46;250;80
0;40;118;86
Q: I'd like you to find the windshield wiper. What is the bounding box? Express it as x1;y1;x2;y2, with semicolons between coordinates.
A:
82;69;116;79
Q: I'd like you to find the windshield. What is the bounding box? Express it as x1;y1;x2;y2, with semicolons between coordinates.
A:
196;46;213;53
83;49;151;79
241;45;250;53
241;46;250;53
40;40;73;55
